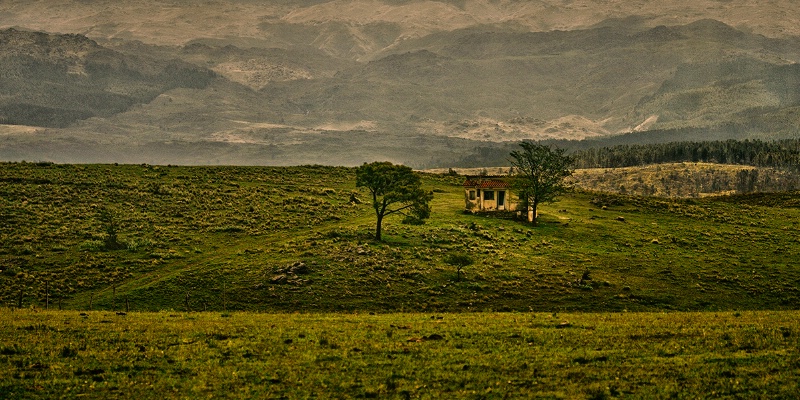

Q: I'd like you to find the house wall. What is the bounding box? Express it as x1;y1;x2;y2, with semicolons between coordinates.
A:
465;188;480;210
482;190;498;210
464;188;519;211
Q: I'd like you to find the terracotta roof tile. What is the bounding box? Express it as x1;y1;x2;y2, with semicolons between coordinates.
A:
463;179;511;189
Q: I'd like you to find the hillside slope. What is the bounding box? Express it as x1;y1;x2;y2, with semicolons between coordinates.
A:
1;1;800;165
2;163;798;312
3;0;800;55
0;29;216;128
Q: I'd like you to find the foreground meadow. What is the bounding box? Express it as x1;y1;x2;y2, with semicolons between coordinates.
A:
1;310;798;399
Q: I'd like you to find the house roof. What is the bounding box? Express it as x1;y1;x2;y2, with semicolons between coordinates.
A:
463;178;511;189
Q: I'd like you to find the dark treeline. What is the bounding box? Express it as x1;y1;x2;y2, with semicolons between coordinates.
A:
447;138;800;171
571;139;800;169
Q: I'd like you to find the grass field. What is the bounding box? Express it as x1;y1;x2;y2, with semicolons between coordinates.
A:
2;162;800;398
1;309;798;399
2;162;800;313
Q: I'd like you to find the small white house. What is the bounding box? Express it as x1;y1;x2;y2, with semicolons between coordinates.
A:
463;177;534;221
463;177;515;211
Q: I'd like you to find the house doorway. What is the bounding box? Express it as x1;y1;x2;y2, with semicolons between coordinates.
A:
498;191;506;210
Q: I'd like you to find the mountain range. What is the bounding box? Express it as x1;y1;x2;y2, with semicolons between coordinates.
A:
1;0;799;166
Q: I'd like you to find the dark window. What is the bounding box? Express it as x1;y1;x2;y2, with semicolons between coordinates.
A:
484;190;495;200
469;190;476;200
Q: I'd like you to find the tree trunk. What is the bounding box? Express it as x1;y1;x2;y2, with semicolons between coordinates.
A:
375;213;383;241
531;201;539;226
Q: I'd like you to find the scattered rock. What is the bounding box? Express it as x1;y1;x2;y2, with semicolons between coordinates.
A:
581;270;592;281
356;246;370;255
408;334;444;342
556;321;572;329
616;216;625;222
289;262;309;275
270;274;287;284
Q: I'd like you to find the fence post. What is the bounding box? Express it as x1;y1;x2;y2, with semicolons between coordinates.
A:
89;293;94;310
18;289;23;309
125;297;129;313
185;292;191;312
45;280;50;310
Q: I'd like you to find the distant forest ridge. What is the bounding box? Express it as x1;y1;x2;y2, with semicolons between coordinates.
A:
449;138;800;171
571;139;800;170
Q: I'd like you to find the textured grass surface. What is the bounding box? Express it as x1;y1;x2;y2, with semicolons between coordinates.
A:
1;309;798;399
2;162;800;313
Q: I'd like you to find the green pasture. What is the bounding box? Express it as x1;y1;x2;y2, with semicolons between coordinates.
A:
1;310;798;399
1;162;800;312
2;163;800;398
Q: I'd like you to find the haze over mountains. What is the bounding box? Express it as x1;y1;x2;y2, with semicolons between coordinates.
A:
1;0;799;166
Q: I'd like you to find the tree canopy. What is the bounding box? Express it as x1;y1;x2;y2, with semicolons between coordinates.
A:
356;162;433;241
509;142;573;226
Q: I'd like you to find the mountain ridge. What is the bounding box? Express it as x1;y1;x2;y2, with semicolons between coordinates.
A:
1;1;799;165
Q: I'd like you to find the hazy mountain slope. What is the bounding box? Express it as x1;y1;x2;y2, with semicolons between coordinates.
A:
3;0;799;58
1;1;800;165
175;42;357;88
0;28;216;127
254;20;800;135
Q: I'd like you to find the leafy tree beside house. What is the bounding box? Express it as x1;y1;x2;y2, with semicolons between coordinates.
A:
509;142;574;226
356;162;433;241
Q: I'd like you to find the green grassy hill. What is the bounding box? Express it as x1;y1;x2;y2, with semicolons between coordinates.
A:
2;163;799;313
